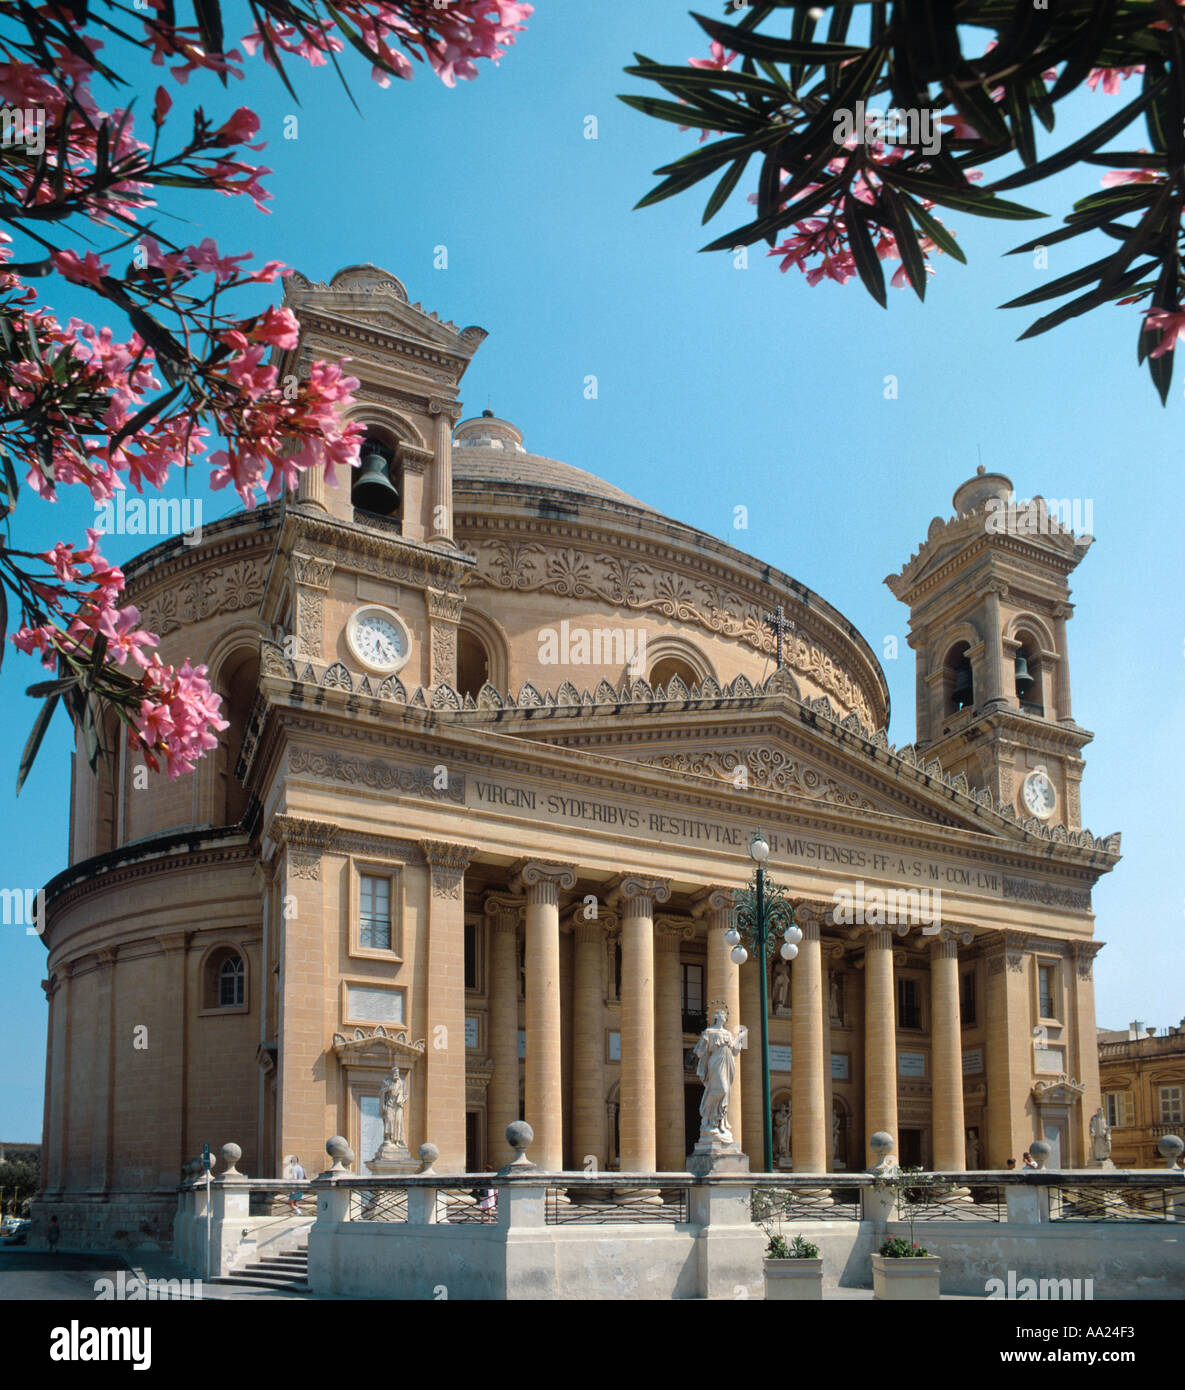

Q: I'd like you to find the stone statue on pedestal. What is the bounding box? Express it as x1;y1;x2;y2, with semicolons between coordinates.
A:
774;1100;792;1165
772;962;791;1016
1089;1108;1112;1163
692;1008;748;1144
966;1128;981;1170
380;1067;407;1147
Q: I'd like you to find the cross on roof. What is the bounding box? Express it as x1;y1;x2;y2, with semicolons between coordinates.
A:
764;604;796;670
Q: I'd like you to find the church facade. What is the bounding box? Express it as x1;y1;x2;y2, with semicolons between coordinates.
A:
37;265;1119;1245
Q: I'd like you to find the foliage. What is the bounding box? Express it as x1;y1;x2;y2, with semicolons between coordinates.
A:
0;1;531;790
0;1158;39;1213
879;1235;929;1258
621;2;1185;402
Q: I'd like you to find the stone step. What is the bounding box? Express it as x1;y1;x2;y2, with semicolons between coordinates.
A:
212;1272;309;1291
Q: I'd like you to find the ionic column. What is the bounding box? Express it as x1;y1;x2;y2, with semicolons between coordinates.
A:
421;841;476;1172
571;912;611;1169
984;580;1007;705
694;888;742;1151
931;929;970;1171
791;916;827;1174
654;921;688;1171
607;876;670;1173
484;893;523;1166
428;398;460;541
510;861;575;1172
863;928;898;1161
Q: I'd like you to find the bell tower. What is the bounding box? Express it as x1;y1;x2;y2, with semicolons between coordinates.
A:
885;467;1094;829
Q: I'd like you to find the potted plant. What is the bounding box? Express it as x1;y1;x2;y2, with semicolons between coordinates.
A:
870;1235;941;1300
762;1232;824;1301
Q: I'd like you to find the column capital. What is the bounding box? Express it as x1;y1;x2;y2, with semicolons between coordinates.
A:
850;923;906;950
155;931;191;955
563;905;618;939
421;840;476;900
690;886;733;920
484;892;524;929
606;875;671;914
428;396;464;422
509;860;577;902
654;918;695;951
930;925;974;954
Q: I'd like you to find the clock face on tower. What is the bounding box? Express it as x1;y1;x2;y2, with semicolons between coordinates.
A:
1020;767;1057;821
345;605;412;674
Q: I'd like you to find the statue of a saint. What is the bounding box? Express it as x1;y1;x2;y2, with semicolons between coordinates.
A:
692;1008;748;1144
380;1067;407;1148
829;973;843;1024
1089;1107;1111;1162
774;1101;792;1162
772;961;791;1015
965;1128;980;1169
832;1103;844;1165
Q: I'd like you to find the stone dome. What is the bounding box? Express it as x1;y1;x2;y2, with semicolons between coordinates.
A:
452;414;655;512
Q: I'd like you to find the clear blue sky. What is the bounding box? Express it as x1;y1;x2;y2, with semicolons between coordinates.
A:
1;4;1181;1137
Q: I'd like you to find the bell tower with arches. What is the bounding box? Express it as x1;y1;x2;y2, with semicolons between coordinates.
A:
262;265;487;692
886;467;1095;829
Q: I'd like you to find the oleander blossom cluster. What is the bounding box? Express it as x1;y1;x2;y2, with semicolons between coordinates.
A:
10;531;227;778
0;1;531;788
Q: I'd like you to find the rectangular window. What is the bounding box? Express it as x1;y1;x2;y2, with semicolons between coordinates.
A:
960;969;976;1026
897;976;921;1030
681;963;705;1032
1038;964;1056;1018
359;873;391;951
1160;1086;1183;1125
1105;1091;1134;1128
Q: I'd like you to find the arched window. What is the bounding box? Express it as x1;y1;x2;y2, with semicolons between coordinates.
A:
219;955;245;1008
1013;632;1044;715
203;945;248;1012
216;648;260;825
943;641;974;716
456;628;490;700
649;656;699;692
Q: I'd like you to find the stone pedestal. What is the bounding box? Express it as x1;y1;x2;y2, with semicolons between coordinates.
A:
366;1144;420;1176
687;1139;750;1179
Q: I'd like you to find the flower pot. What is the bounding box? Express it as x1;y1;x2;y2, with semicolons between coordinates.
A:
764;1257;824;1301
870;1252;941;1301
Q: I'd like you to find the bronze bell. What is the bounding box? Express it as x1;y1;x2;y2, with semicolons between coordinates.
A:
351;443;401;516
1014;653;1035;695
952;661;973;709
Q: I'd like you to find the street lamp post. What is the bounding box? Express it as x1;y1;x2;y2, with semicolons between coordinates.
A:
728;831;802;1172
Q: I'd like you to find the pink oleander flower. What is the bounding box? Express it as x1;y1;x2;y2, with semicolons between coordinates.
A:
689;41;736;71
51;249;110;288
1087;66;1145;95
1101;167;1162;188
1144;309;1185;358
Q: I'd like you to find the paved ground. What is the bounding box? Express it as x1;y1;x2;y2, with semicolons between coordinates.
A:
0;1249;989;1300
0;1250;313;1301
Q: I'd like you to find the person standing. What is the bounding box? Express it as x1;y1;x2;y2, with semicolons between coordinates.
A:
46;1216;60;1253
286;1157;307;1214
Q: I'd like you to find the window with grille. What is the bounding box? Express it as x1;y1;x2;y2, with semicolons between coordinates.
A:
218;955;244;1008
897;976;921;1029
1038;964;1056;1018
1104;1091;1133;1128
360;873;392;951
681;962;705;1033
960;969;976;1026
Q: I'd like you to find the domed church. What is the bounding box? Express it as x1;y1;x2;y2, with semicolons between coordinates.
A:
37;265;1119;1247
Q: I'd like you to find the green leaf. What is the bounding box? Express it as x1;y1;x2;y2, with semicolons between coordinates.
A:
635;157;728;212
623;62;790;102
16;693;59;795
700;177;840;254
880;185;927;300
1000;251;1133;310
881;168;1044;220
1015;260;1157;340
844;195;887;308
691;12;864;65
900;194;967;264
617;93;749;134
989;77;1164;192
702;156;749;224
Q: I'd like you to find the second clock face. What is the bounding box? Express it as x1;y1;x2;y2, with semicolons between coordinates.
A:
1021;769;1057;820
347;607;411;674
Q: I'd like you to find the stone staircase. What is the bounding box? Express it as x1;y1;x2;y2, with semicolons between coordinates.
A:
212;1237;308;1293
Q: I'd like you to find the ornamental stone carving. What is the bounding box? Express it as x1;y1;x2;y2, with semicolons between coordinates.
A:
137;558;267;635
638;748;877;810
289;748;465;802
420;841;475;899
1002;877;1091;912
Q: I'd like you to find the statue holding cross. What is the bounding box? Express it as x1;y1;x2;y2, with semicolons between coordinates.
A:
764;604;795;670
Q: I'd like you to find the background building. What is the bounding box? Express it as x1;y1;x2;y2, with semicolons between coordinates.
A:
35;267;1120;1248
1098;1019;1185;1168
